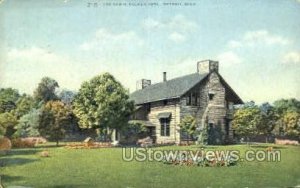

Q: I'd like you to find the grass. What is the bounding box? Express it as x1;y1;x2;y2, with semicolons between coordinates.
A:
0;143;300;188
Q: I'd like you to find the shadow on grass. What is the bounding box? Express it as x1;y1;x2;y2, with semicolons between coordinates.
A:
1;174;24;182
45;184;90;188
8;149;41;156
0;157;39;167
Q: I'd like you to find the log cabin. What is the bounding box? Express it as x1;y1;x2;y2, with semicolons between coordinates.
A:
129;60;243;145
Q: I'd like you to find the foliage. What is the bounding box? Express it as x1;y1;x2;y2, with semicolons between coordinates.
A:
179;115;197;144
58;89;76;105
197;126;208;146
122;120;147;138
73;73;134;139
0;88;20;113
273;98;300;115
258;103;279;136
273;98;300;137
33;77;59;104
0;112;18;137
38;101;72;146
14;109;40;138
13;94;35;119
232;106;262;140
282;111;300;137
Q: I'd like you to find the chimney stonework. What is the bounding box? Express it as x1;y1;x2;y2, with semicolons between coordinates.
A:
136;79;151;90
197;60;219;74
163;72;167;82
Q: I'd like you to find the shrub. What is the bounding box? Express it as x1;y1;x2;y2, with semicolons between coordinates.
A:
11;138;36;148
0;136;12;152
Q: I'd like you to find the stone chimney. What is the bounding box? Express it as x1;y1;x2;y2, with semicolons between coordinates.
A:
197;60;219;74
163;72;167;82
136;79;151;90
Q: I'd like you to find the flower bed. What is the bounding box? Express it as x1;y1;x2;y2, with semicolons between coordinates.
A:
162;151;237;167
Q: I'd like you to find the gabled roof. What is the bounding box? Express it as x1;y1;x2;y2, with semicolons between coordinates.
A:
130;73;209;105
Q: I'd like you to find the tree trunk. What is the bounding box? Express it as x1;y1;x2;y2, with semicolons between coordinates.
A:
56;140;59;147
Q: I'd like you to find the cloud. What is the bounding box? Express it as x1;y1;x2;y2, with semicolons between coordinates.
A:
168;32;186;43
142;15;198;43
217;51;242;66
282;51;300;64
228;30;290;48
142;18;164;30
168;15;198;33
143;15;198;32
80;28;144;52
2;46;85;94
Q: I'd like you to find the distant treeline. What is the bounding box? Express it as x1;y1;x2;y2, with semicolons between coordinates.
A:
0;73;299;145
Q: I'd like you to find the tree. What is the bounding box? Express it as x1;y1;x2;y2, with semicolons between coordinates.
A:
282;111;300;137
58;89;76;105
258;103;279;142
179;115;197;144
273;98;300;136
14;109;40;138
73;72;134;141
39;101;71;146
33;77;59;104
273;98;300;115
0;88;20;113
0;112;18;137
232;106;262;143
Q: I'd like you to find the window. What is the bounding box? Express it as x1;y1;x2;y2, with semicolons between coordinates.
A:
186;94;191;106
191;93;196;105
160;118;170;136
146;103;151;112
163;100;168;105
208;93;214;101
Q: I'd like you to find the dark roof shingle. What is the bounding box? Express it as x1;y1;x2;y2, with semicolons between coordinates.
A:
130;73;208;104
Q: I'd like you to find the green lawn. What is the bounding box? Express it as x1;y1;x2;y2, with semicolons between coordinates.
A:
1;143;300;188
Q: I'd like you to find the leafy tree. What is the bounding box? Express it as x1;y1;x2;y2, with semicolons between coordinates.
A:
258;103;279;142
14;109;40;138
0;112;18;137
232;106;262;143
273;99;300;136
13;94;35;119
73;73;134;141
179;115;197;144
34;77;59;104
273;98;300;115
0;88;20;113
282;111;300;137
39;101;72;146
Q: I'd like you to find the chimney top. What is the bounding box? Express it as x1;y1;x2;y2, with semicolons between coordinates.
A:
136;79;151;90
197;60;219;74
163;72;167;82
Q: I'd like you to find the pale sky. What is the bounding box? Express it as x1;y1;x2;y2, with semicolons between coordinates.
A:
0;0;299;104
